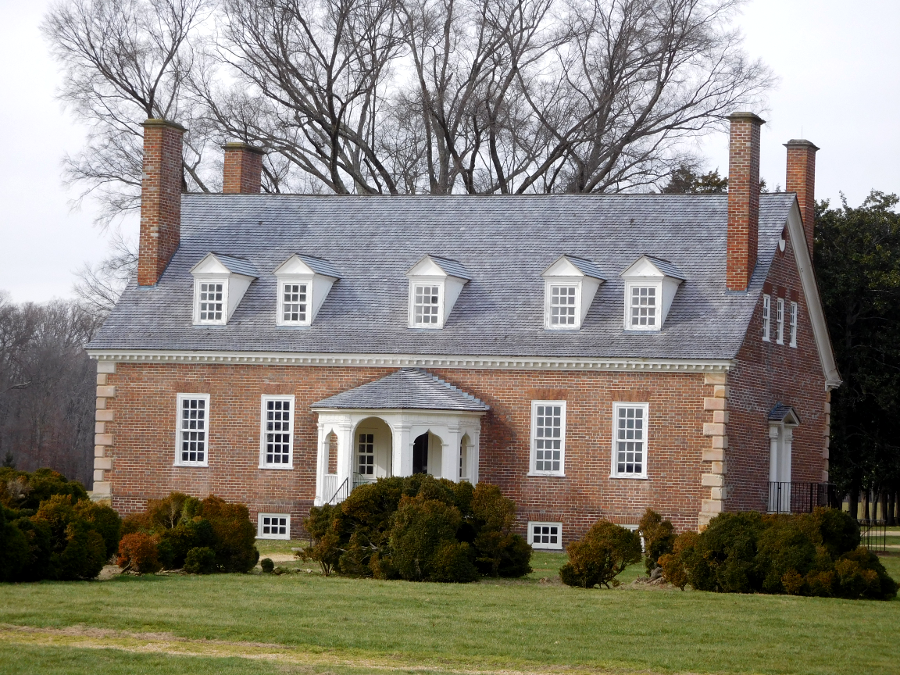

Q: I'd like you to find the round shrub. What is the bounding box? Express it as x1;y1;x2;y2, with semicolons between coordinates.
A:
638;508;676;575
184;546;217;574
389;495;472;582
470;483;532;577
659;530;699;590
260;557;275;573
74;500;122;559
559;520;642;588
834;547;898;600
32;495;107;580
198;496;259;573
117;532;162;574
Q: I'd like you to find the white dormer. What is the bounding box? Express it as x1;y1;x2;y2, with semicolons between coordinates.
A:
190;253;258;325
620;256;685;331
541;255;605;330
273;255;341;327
405;255;471;329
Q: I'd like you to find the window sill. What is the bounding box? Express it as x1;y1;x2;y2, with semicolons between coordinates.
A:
609;474;648;480
174;463;209;468
259;464;295;471
527;472;567;478
256;534;290;541
531;544;564;550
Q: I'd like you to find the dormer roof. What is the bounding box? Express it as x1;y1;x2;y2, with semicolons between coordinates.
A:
274;254;341;279
406;255;471;280
191;252;259;278
768;403;801;425
620;255;685;281
542;255;606;280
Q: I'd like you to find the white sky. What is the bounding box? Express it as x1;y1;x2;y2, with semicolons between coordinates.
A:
1;0;898;303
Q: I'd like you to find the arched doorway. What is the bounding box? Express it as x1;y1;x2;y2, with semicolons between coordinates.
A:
354;417;392;486
412;431;443;478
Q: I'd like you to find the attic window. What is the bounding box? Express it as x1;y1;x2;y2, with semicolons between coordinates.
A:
620;256;684;332
190;253;258;326
406;255;471;330
541;256;605;330
273;254;341;327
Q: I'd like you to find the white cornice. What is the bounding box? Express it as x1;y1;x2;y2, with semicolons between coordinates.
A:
86;349;733;373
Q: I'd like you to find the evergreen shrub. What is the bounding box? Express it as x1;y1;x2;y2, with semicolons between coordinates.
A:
638;508;676;575
559;520;642;588
184;546;217;574
260;557;275;573
117;532;162;574
298;475;531;583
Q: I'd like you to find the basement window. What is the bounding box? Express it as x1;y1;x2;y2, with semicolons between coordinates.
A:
257;513;290;540
527;521;563;550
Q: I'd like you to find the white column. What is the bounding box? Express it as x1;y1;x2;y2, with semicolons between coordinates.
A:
782;427;793;484
469;428;481;484
336;422;354;489
314;422;327;505
391;423;413;477
442;427;461;482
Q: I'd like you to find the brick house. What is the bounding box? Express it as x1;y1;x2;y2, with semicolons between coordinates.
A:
87;113;840;546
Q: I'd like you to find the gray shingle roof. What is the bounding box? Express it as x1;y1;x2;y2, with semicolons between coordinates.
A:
560;255;606;280
311;368;489;411
768;403;801;423
419;255;472;280
295;254;341;278
212;253;259;278
89;193;795;360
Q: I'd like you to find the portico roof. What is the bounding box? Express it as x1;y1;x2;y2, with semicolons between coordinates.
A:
311;368;489;412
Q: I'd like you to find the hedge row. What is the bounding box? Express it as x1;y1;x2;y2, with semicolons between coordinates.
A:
300;475;532;582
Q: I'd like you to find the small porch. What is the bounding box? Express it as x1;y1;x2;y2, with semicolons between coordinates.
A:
310;369;489;505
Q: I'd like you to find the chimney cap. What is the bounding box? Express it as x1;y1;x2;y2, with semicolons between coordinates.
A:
222;141;266;155
727;111;766;125
784;139;820;151
141;118;187;133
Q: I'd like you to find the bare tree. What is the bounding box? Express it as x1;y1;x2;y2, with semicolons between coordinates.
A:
43;0;215;226
73;231;139;323
45;0;773;214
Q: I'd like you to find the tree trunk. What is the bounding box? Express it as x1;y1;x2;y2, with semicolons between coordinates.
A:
848;485;860;520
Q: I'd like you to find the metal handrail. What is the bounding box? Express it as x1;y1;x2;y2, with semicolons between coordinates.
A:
768;481;833;514
327;477;349;505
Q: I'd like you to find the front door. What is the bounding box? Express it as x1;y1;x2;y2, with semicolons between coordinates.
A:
413;433;428;474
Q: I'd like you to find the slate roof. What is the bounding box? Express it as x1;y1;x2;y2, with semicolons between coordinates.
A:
768;403;801;423
311;368;489;412
292;254;342;278
643;256;686;281
208;253;259;278
89;193;796;360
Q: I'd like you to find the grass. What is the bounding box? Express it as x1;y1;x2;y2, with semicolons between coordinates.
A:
1;552;898;675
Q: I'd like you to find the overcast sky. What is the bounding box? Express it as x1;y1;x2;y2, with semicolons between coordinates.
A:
1;0;898;303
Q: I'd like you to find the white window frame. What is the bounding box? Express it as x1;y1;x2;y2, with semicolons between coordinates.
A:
193;278;228;325
410;282;443;328
528;400;566;477
776;297;785;345
624;282;661;331
762;294;771;341
259;395;295;469
257;513;290;540
277;280;310;327
610;402;649;480
527;521;563;550
175;393;210;467
546;283;580;329
789;301;798;348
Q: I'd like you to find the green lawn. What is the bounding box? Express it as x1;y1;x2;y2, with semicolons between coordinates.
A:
0;552;897;675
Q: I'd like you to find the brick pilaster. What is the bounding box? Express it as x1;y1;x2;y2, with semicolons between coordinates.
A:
727;112;765;292
138;119;185;287
222;142;265;194
785;139;819;260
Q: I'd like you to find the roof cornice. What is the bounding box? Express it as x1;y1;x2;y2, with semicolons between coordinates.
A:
86;349;732;373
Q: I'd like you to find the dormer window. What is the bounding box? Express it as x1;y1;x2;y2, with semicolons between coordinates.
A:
620;256;685;332
190;253;258;326
541;256;605;330
406;255;471;330
273;254;341;327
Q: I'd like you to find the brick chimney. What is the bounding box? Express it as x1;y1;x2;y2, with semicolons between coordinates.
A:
726;112;765;291
138;119;185;287
222;142;265;194
785;139;819;259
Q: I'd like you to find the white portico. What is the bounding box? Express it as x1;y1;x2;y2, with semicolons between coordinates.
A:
310;369;488;505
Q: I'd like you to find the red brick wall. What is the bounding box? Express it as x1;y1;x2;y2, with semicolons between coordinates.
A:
104;364;716;538
785;141;818;259
726;227;828;512
137;120;184;287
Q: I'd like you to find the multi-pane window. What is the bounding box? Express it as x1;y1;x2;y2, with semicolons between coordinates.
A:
629;286;657;328
612;403;648;478
549;285;577;327
789;301;798;348
258;513;289;540
197;282;224;323
357;433;374;475
261;397;293;467
762;294;771;341
531;401;565;475
177;394;209;466
776;297;785;344
528;522;562;549
280;283;308;324
413;285;440;326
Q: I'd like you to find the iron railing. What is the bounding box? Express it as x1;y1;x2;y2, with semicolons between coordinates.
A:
326;477;348;505
768;481;833;514
858;518;888;552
